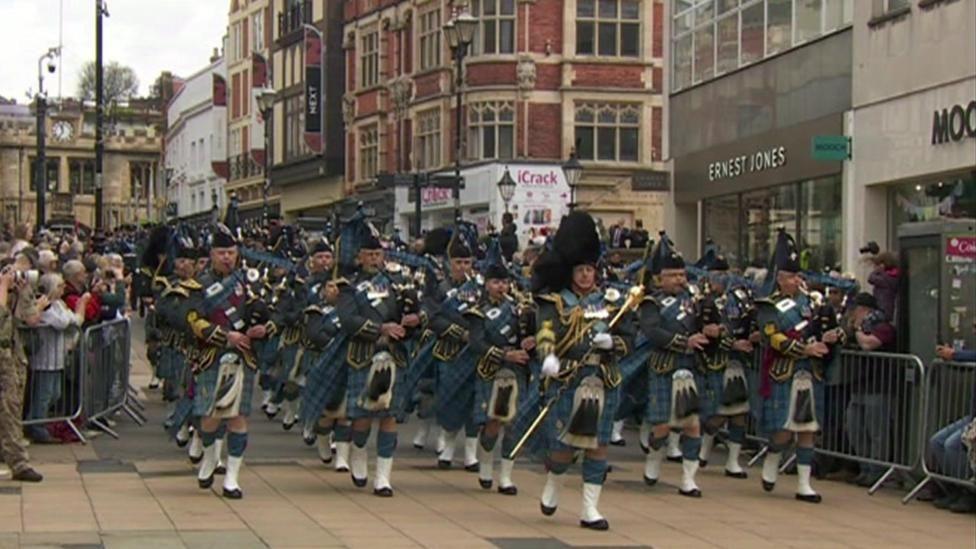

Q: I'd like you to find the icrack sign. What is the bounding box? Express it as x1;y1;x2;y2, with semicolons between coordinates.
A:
708;146;787;182
932;100;976;145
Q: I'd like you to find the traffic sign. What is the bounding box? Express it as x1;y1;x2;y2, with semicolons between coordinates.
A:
812;135;851;161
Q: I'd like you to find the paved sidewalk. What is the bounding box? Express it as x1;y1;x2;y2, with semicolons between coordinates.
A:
2;319;973;548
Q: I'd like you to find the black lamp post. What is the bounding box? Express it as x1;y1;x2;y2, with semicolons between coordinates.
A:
562;148;583;211
444;10;477;222
256;87;277;222
497;166;516;214
34;46;60;229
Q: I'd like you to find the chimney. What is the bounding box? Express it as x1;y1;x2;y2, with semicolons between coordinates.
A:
210;47;220;63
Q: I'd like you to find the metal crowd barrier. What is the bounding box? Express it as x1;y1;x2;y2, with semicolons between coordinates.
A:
81;317;145;438
903;359;976;504
818;349;926;495
20;324;87;443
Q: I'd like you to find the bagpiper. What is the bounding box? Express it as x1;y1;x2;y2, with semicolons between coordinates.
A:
639;232;706;497
469;261;535;494
531;211;636;531
336;223;421;496
694;248;756;478
755;228;839;503
429;231;484;470
184;224;270;499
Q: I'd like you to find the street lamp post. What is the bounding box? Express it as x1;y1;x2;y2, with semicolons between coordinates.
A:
444;11;477;222
496;166;516;214
256;87;277;223
561;148;583;211
35;46;60;229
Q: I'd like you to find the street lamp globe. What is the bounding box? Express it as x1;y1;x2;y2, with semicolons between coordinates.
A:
562;149;583;189
256;87;277;113
443;19;459;49
497;166;516;204
454;11;478;46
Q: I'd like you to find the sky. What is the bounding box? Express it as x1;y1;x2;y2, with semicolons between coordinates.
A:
0;0;228;102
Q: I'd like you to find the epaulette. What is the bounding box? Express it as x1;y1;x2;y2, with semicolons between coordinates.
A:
304;304;323;315
162;285;190;298
152;275;171;290
179;279;202;291
463;307;485;319
334;276;350;288
536;292;561;304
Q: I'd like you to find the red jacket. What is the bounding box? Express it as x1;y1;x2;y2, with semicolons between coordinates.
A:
63;282;102;324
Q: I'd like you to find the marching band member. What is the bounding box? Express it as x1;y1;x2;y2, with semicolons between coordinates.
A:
531;211;635;530
640;233;706;497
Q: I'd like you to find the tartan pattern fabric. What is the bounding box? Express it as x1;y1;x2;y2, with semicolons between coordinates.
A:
699;369;724;419
193;365;256;417
759;373;825;435
299;338;349;426
393;338;436;421
545;365;620;452
473;366;530;426
615;338;652;422
434;348;479;433
504;361;548;458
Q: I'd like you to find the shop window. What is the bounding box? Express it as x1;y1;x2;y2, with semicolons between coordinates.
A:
703;193;742;267
360;30;379;89
359;124;379;182
415;108;441;170
798;176;843;272
467;102;515;160
742;183;798;268
284;94;310;162
29;157;60;192
130;162;153;201
418;8;441;70
69;158;96;195
574;103;640;163
471;0;516;55
889;175;976;227
766;0;793;55
576;0;641;57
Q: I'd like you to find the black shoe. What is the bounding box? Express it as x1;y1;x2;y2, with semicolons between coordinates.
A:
413;443;425;450
335;466;349;473
148;380;160;389
762;480;775;492
498;485;518;496
949;494;976;513
464;462;479;472
265;409;278;420
725;469;748;479
610;439;626;447
678;488;702;498
374;487;394;497
303;435;316;446
320;455;333;465
215;464;226;475
666;455;682;463
189;454;203;465
437;460;452;469
934;493;961;510
479;478;493;490
352;475;368;488
176;437;190;448
540;503;557;516
12;468;43;483
643;476;658;486
580;518;610;531
699;459;708;468
198;475;215;489
282;421;295;431
639;441;649;454
222;487;243;499
795;493;822;504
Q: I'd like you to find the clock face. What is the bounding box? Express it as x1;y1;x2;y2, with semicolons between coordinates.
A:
52;120;74;142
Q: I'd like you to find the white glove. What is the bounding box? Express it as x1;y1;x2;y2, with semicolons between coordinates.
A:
592;332;614;350
541;354;561;378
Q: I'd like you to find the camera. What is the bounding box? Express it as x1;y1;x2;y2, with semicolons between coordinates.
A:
859;241;880;255
47;62;56;74
16;269;40;287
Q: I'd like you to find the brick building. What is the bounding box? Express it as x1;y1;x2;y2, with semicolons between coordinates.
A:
343;0;667;238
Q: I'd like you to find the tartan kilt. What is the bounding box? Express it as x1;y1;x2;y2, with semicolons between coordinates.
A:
699;368;724;420
299;340;349;426
193;363;257;418
545;365;621;452
504;361;547;458
473;366;530;427
434;348;478;433
393;337;437;420
345;347;409;421
156;346;179;383
759;372;825;435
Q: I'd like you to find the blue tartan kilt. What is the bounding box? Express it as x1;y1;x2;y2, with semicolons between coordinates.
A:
193;364;257;418
393;338;436;421
645;366;704;425
473;366;530;427
759;373;825;435
505;361;548;458
434;349;479;433
257;335;280;374
344;365;406;421
699;368;725;420
299;341;349;426
156;346;178;382
545;365;621;452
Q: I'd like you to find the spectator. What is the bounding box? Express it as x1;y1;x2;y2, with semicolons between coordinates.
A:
867;251;899;323
595;217;609;245
0;259;44;482
62;260;102;326
9;222;32;258
38;250;59;274
928;334;976;514
25;274;85;443
844;293;896;487
499;212;518;263
629;219;649;250
608;219;628;248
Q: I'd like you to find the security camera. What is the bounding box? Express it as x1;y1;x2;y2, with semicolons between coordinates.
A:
47;62;56;74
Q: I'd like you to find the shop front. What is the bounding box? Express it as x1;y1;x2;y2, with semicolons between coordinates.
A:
673;115;846;271
393;162;571;246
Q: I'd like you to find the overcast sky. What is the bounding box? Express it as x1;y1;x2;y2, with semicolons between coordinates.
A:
0;0;227;102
